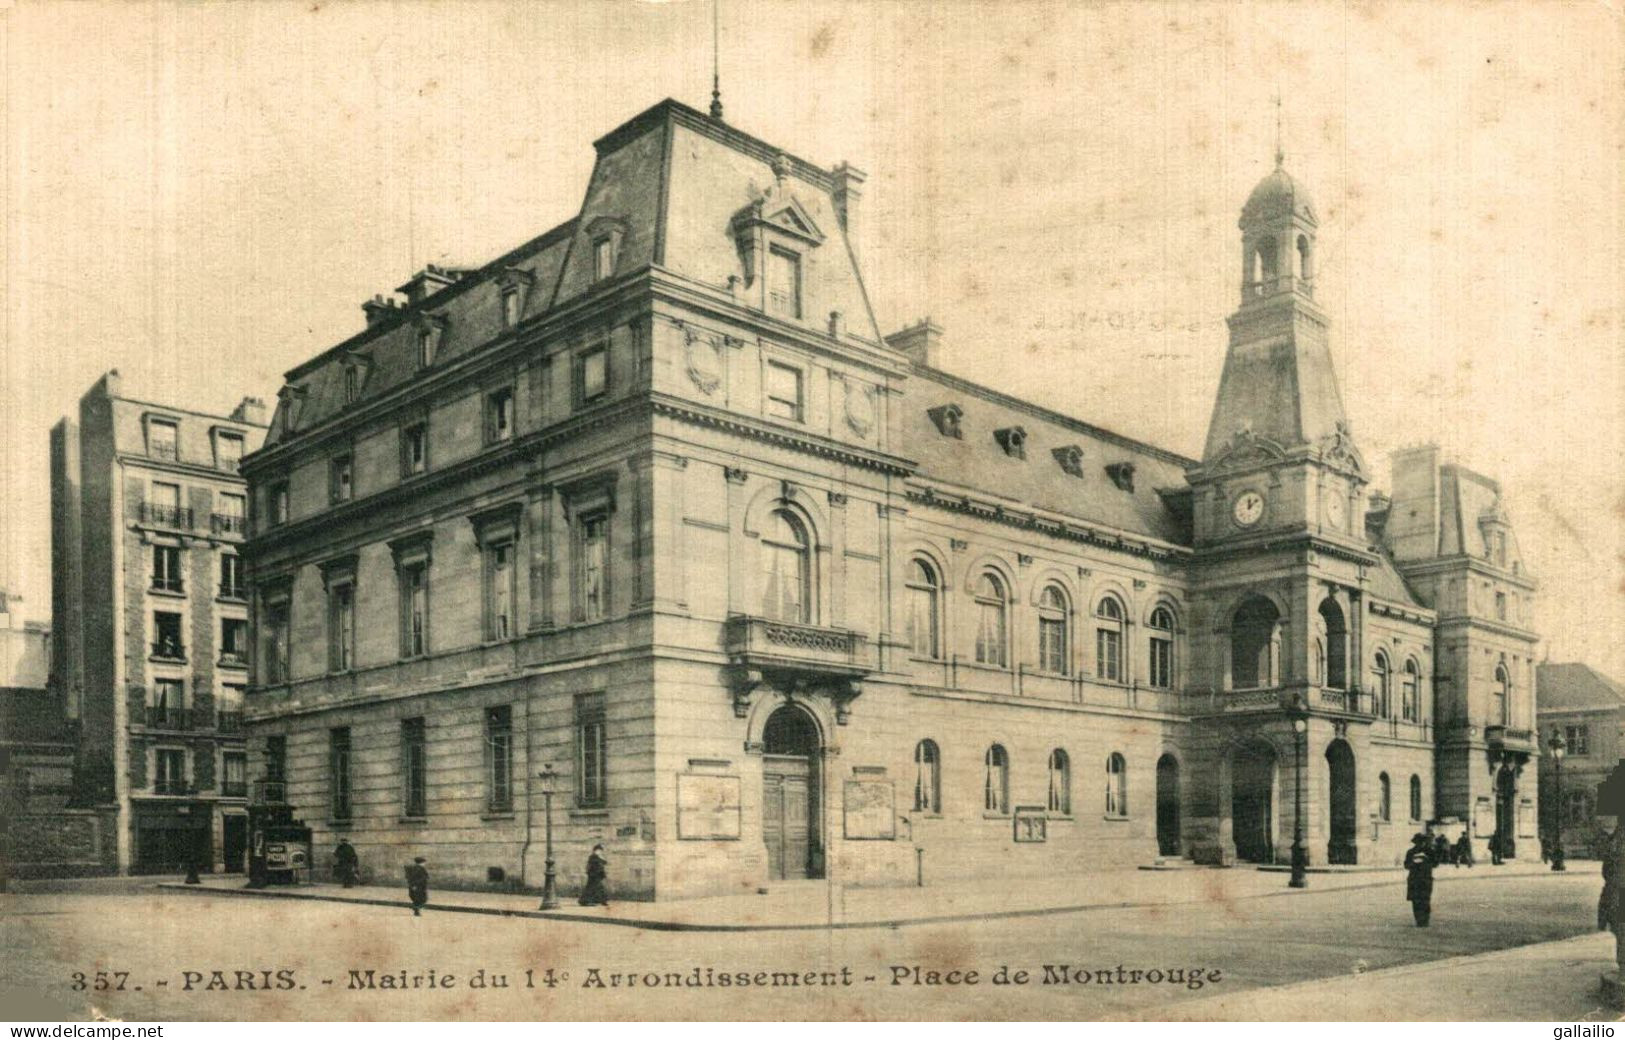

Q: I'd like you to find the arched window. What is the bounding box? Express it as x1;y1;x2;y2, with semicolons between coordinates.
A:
760;510;810;623
1493;663;1510;726
1372;652;1392;718
1252;236;1278;288
1105;753;1128;817
905;559;940;659
1095;596;1125;682
1409;775;1423;822
1296;234;1311;281
1378;772;1392;822
1231;596;1281;689
913;739;940;814
1038;585;1069;675
1147;606;1175;688
973;572;1008;667
1402;659;1421;723
1317;598;1347;689
1312;638;1326;687
1047;749;1071;815
984;744;1009;814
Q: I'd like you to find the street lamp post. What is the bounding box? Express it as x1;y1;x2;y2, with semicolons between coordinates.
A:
1549;729;1567;872
1290;716;1309;888
538;764;559;910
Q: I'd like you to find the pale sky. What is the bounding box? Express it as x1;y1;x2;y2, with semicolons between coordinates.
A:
4;1;1621;678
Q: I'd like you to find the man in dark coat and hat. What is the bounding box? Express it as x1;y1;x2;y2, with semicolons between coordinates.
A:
334;838;359;888
1404;833;1435;926
404;857;429;916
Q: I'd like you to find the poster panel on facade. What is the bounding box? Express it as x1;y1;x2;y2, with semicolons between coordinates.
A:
842;778;895;840
676;772;742;840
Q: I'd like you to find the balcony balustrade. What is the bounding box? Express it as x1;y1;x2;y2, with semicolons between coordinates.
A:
152;778;190;796
140;503;193;529
144;706;212;730
723;615;874;723
220;781;248;798
217;710;244;734
1485;724;1535;750
211;513;247;535
150;640;187;661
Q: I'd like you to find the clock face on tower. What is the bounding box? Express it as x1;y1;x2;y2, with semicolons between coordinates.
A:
1232;490;1265;528
1323;490;1346;531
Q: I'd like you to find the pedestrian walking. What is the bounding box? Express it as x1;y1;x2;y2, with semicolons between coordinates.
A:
1454;830;1474;868
1404;833;1435;927
1489;829;1504;865
578;844;610;907
405;857;429;916
334;838;359;888
1432;832;1451;868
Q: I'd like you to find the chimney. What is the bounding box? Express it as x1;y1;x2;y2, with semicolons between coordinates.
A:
362;294;402;327
831;162;866;239
885;318;944;368
396;264;467;306
230;397;267;425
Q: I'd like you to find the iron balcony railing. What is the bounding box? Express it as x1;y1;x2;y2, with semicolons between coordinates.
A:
145;706;211;730
150;640;187;661
210;513;247;535
152;778;190;796
150;577;184;594
217;711;244;734
140;503;193;529
218;582;247;600
218;650;248;668
252;779;287;805
220;781;248;798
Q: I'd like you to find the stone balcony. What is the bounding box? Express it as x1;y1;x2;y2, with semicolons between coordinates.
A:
722;615;875;722
1485;724;1536;751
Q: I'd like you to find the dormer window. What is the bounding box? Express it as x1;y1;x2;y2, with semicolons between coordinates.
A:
213;429;244;472
927;404;963;439
414;313;446;369
496;266;534;330
1052;444;1084;477
146;418;179;462
502;289;521;328
593;237;615;282
1106;461;1136;492
994;426;1027;459
417;326;433;367
344;367;359;405
767;246;802;319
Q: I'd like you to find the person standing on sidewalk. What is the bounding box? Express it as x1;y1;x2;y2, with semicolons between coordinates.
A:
405;857;429;916
1455;829;1474;867
578;844;610;907
1404;833;1435;927
334;838;359;888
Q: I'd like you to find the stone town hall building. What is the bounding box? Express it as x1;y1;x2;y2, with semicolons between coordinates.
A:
241;99;1541;899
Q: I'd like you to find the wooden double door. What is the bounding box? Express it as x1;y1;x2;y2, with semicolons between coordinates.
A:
763;754;818;880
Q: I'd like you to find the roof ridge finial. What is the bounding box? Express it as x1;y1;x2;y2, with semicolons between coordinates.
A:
1272;89;1284;168
709;0;724;120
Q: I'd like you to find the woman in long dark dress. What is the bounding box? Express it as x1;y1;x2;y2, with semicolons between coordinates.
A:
579;844;610;907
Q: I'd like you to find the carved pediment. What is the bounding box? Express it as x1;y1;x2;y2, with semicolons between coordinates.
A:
732;194;825;247
1315;420;1366;477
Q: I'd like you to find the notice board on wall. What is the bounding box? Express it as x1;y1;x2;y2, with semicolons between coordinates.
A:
676;773;742;840
842;779;896;840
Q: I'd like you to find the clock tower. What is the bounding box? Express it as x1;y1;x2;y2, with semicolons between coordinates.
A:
1182;154;1383;868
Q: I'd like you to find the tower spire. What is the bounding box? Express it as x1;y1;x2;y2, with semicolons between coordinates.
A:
1272;89;1284;167
709;0;724;120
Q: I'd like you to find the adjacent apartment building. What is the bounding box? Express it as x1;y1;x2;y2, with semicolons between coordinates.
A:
240;98;1541;900
51;371;268;874
1537;661;1625;859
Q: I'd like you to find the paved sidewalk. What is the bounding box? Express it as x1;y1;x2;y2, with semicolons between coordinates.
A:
1166;930;1625;1022
158;858;1563;932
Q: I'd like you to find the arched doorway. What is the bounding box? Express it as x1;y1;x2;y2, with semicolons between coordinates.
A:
1231;742;1278;863
1231;596;1282;689
1326;740;1357;864
1495;765;1518;860
761;704;822;880
1156;754;1181;857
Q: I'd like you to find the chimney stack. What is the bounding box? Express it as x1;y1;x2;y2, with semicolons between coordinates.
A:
396;264;468;306
362;294;402;327
230;397;267;425
885;318;944;368
831;162;866;240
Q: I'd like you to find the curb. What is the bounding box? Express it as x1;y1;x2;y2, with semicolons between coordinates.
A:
154;867;1579;934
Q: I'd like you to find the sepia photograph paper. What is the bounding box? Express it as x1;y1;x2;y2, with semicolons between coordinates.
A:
1;0;1623;1025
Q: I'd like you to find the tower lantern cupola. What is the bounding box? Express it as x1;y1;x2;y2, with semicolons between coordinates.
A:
1239;159;1318;305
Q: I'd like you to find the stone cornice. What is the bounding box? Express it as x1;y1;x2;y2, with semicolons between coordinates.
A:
650;394;914;476
903;485;1193;562
1394;554;1538;592
1368;598;1436;626
1189;530;1379;569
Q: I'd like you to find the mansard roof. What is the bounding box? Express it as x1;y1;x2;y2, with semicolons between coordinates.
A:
1537;662;1625;712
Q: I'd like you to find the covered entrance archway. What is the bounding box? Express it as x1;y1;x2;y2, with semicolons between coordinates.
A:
1156;754;1181;857
761;704;822;881
1326;740;1358;864
1231;742;1277;863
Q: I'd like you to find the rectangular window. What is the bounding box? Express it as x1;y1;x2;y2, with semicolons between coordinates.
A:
214;492;247;535
764;361;803;422
1096;628;1122;682
344;367;359;404
155;749;187;795
1148;636;1173;688
330;455;353;503
147;482;187;528
149;677;184;727
502;289;522;329
328;582;355;671
580;514;608;622
593;237;614;282
576;693;607;808
767;246;802;319
222;752;247;797
417;327;435;368
264;600;290;684
215;431;244;472
265;735;287;783
268;482;289;526
486;706;513;813
153;611;185;660
400;564;428;658
485;542;514;640
401;717;427;818
486;387;514;443
152;545;183;593
1567;725;1590;756
220;554;245;599
148;420;179;461
578;347;607;405
403;423;428;476
329;727;352;820
220;618;248;665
